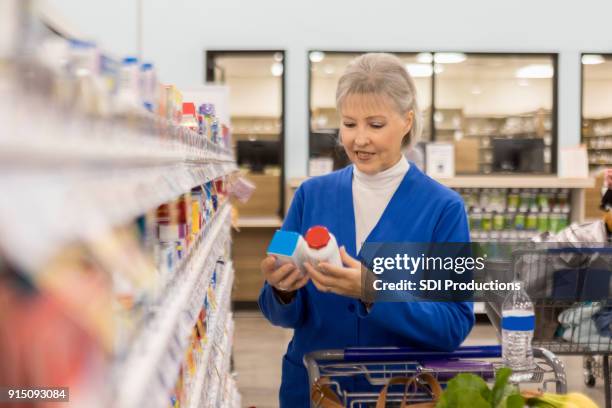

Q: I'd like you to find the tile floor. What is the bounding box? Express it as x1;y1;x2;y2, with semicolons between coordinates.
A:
232;310;608;407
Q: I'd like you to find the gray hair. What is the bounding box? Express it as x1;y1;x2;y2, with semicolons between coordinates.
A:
336;53;422;147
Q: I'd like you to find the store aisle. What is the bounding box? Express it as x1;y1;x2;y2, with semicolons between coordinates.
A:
233;310;606;407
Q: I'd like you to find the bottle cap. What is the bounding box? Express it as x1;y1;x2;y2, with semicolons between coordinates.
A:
141;62;153;70
199;103;215;115
183;102;196;115
122;56;138;65
305;226;331;249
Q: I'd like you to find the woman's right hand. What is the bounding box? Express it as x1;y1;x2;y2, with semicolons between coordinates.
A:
261;256;309;300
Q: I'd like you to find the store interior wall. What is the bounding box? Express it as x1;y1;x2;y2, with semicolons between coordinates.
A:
44;0;612;177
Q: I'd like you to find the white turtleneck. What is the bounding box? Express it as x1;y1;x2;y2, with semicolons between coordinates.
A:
353;157;410;252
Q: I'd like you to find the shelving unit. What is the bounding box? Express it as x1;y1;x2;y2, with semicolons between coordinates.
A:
453;109;553;174
0;7;240;408
582;116;612;170
237;216;283;228
231;115;281;142
194;264;237;408
115;205;232;408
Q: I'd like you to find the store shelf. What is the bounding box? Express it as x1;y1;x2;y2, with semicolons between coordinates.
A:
201;317;234;408
186;262;234;408
114;204;232;408
584;133;612;138
434;176;594;189
435;127;462;132
233;131;280;136
0;163;236;273
0;115;233;167
236;216;283;228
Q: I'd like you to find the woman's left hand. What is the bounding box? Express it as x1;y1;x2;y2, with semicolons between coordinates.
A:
304;246;363;299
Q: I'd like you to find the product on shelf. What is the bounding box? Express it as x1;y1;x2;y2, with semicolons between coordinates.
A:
181;102;199;131
140;62;157;112
458;187;571;241
115;56;141;114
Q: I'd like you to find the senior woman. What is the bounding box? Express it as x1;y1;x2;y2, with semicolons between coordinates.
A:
259;53;474;407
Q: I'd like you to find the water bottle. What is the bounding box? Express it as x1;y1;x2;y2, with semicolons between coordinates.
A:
501;282;535;381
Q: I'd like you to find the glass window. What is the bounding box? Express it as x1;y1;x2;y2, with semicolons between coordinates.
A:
207;51;285;216
433;53;556;174
308;51;557;176
308;51;433;174
581;54;612;171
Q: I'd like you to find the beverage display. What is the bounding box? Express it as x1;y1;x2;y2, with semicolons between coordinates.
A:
457;188;571;241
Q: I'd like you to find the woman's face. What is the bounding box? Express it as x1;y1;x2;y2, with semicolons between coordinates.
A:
339;93;413;175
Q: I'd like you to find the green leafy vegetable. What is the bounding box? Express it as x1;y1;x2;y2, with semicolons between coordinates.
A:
436;368;524;408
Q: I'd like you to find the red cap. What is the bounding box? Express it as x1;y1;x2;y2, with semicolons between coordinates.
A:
305;226;331;249
182;102;196;115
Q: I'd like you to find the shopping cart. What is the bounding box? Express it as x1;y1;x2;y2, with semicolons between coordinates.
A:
485;246;612;408
304;345;566;408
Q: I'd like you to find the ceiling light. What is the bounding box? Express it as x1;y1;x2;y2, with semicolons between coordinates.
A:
416;53;433;63
309;51;325;63
405;63;432;77
582;54;605;65
274;52;283;62
471;86;482;95
434;53;467;64
518;79;529;87
515;64;554;79
271;62;283;77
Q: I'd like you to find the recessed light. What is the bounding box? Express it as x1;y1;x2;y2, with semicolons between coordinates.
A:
416;53;433;64
405;63;433;77
582;54;605;65
434;53;467;64
515;64;553;79
309;51;325;63
271;62;283;77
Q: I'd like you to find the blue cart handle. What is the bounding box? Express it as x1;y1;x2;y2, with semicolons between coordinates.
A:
343;345;501;362
545;247;612;255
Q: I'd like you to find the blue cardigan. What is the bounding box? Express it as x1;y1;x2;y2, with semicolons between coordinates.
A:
258;163;475;407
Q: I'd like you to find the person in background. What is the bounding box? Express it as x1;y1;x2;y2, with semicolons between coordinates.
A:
258;53;474;407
